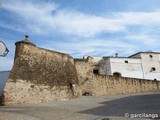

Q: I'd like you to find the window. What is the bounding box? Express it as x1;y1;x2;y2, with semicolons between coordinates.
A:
125;60;128;63
149;55;153;58
150;67;156;72
152;67;156;71
93;69;99;74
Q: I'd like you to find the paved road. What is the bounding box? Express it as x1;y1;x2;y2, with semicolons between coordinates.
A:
0;91;160;120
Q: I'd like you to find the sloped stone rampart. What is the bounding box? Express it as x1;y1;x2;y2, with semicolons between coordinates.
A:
3;40;79;105
10;42;78;86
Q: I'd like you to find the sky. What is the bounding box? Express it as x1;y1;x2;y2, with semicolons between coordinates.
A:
1;0;160;71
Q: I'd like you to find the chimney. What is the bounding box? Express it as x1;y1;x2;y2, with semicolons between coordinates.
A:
115;53;118;57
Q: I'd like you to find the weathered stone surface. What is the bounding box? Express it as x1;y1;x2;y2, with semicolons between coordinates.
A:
80;75;160;96
10;41;78;86
3;79;74;105
75;58;160;96
4;40;79;105
74;56;93;85
3;39;160;105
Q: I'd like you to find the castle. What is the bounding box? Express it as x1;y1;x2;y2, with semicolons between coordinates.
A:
2;36;160;105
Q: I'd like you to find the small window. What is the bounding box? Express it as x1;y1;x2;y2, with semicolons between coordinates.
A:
93;69;99;74
125;60;128;63
149;55;153;58
150;67;156;72
152;67;156;71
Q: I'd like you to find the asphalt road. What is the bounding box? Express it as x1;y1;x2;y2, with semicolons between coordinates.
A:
0;91;160;120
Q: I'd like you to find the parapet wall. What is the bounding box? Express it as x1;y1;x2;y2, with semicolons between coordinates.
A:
80;74;160;96
75;58;160;96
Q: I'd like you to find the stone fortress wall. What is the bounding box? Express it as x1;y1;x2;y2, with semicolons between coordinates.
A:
75;58;160;96
2;37;160;105
3;38;78;105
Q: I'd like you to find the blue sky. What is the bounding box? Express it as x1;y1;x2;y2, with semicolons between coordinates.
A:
1;0;160;70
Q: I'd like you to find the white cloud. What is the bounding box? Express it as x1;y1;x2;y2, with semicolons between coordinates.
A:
2;0;160;37
53;10;125;36
2;0;57;17
1;0;58;34
0;0;125;36
41;39;137;58
125;35;158;46
119;12;160;25
0;22;25;33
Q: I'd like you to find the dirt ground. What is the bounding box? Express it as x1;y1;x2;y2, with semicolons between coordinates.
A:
0;91;160;120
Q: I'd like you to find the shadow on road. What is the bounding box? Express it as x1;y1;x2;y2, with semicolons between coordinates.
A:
78;93;160;119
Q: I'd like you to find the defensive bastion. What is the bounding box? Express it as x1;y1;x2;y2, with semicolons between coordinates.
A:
3;37;78;105
2;37;160;105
